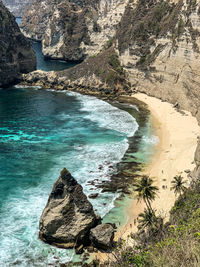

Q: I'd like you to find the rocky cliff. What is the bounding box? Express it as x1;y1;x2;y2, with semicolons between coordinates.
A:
20;0;128;61
23;47;130;96
0;1;36;87
21;0;200;117
39;168;101;248
117;0;200;119
2;0;33;17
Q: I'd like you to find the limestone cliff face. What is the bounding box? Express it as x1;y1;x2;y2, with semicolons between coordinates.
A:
2;0;33;17
20;0;128;61
116;0;200;118
0;2;36;87
22;0;200;116
20;0;52;41
115;0;200;180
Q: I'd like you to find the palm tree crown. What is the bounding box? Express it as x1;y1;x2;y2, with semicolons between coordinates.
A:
138;208;157;230
171;175;187;196
134;175;159;211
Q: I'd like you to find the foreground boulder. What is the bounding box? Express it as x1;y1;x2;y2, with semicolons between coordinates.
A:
0;2;36;87
89;224;115;250
39;168;101;248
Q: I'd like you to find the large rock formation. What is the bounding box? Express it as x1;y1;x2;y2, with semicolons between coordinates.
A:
20;0;128;61
0;1;36;87
39;168;101;248
2;0;33;17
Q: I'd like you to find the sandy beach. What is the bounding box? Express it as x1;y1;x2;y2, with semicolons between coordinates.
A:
118;93;200;239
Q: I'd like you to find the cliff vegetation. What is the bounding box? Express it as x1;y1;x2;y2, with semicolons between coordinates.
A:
107;179;200;267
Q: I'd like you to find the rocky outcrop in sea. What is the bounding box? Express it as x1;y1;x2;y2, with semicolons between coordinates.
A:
39;168;102;248
0;2;36;87
89;224;115;250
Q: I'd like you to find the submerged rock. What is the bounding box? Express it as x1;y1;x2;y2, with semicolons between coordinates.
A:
39;168;101;248
89;224;115;250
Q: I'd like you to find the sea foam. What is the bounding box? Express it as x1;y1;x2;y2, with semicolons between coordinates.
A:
67;91;139;137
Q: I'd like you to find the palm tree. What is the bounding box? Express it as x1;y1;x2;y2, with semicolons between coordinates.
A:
171;175;187;196
138;208;157;230
133;175;159;211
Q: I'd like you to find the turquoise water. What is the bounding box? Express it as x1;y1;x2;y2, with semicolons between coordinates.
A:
0;87;144;266
16;17;78;72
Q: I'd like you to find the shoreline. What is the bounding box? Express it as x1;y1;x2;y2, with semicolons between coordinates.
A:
99;96;151;226
117;93;200;240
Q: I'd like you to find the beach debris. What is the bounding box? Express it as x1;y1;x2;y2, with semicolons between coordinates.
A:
89;224;115;250
39;168;101;248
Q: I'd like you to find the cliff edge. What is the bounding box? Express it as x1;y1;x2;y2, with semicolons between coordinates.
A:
0;1;36;87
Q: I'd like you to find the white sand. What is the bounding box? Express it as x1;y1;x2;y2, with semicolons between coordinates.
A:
119;93;200;238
